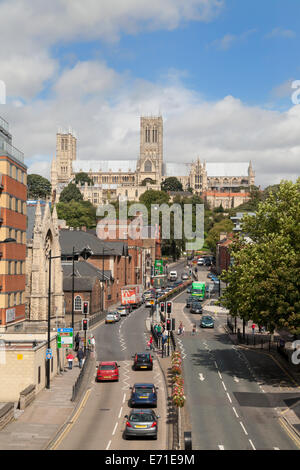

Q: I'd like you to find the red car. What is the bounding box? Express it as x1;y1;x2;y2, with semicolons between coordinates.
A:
97;361;120;382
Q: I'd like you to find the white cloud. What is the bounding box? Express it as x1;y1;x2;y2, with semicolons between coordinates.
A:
266;27;296;39
210;29;257;50
2;65;298;189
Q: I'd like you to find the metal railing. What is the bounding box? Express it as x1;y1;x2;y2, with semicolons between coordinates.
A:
71;349;91;402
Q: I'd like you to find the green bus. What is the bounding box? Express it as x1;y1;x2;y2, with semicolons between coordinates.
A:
191;282;206;301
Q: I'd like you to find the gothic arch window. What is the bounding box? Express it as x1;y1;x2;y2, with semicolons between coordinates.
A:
144;160;152;172
74;295;82;311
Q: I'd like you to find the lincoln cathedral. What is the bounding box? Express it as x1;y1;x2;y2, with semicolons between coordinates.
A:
51;116;255;209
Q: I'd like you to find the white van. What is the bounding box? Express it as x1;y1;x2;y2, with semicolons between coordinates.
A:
169;271;178;281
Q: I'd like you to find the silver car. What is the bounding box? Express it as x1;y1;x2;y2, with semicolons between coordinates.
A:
105;313;116;324
112;311;121;322
124;409;160;440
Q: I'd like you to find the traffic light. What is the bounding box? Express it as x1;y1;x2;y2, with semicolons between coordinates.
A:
166;318;171;331
160;302;165;313
82;318;89;331
83;302;89;314
171;318;176;331
166;301;172;315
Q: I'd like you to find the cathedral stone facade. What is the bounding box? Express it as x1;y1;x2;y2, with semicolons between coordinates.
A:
51;116;255;209
26;201;65;329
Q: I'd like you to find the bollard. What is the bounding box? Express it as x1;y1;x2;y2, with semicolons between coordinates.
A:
184;431;192;450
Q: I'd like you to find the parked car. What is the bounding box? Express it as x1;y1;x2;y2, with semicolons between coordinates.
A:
190;302;203;314
112;311;121;322
130;383;158;407
132;352;153;370
96;361;120;381
124;409;160;440
105;313;116;324
200;315;215;328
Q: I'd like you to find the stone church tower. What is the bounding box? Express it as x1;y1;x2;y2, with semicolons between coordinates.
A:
26;202;65;329
136;116;163;185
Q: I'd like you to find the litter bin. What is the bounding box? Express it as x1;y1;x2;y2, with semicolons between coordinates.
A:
184;431;192;450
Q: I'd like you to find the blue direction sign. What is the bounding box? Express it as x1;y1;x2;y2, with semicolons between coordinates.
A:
46;348;52;360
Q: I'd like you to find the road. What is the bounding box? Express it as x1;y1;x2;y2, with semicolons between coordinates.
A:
174;265;300;450
55;260;300;450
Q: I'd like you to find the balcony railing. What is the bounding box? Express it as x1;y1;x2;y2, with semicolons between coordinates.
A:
0;138;24;164
0;116;9;133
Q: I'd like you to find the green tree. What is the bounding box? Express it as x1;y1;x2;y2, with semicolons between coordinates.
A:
161;177;183;192
222;179;300;336
206;218;234;254
56;200;96;228
74;172;94;186
27;174;51;200
59;183;83;203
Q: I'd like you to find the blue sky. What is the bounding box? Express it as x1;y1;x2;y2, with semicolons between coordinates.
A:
1;0;300;187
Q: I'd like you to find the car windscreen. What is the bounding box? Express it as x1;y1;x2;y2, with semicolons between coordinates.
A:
99;365;116;370
136;354;150;362
129;413;155;422
134;386;154;394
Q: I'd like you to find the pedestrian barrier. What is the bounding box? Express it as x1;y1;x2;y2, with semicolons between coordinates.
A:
71;350;91;402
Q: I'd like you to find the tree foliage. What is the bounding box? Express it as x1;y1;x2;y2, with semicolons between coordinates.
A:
206;218;234;254
59;183;83;203
222;179;300;336
56;200;96;228
74;172;94;186
27;174;51;200
161;177;183;192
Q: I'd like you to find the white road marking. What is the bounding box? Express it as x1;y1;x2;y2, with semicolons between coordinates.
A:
199;373;205;381
249;439;256;450
274;447;280;450
226;392;232;403
240;421;248;436
233;376;239;383
221;381;227;391
218;371;223;380
118;407;123;419
232;407;239;418
218;445;225;450
112;422;118;435
214;361;218;369
106;440;111;450
123;393;126;404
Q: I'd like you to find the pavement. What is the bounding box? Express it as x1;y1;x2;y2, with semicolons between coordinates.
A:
0;353;83;450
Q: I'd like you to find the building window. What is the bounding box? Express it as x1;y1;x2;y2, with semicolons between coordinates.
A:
74;295;82;311
144;160;152;172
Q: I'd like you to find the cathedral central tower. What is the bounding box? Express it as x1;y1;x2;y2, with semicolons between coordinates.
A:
137;116;163;185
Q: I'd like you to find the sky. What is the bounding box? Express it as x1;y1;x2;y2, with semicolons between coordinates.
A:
0;0;300;188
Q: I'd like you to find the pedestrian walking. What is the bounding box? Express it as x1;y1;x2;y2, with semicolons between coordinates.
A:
89;334;96;352
147;335;154;351
77;348;84;369
75;332;80;352
251;323;256;335
66;352;75;370
177;321;183;335
181;323;185;336
192;324;196;335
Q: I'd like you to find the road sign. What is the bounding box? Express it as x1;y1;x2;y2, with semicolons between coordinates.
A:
154;259;164;275
46;348;52;360
57;328;73;349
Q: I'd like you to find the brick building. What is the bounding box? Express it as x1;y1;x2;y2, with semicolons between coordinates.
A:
216;233;234;275
0;116;27;332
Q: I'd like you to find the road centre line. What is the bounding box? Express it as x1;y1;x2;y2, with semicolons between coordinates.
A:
112;422;118;436
226;392;232;403
118;407;123;419
249;439;256;450
123;393;126;404
232;407;239;418
240;421;248;436
106;440;111;450
221;381;227;391
218;371;223;380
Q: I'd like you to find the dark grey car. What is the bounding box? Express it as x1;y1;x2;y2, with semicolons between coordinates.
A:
124;409;160;439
